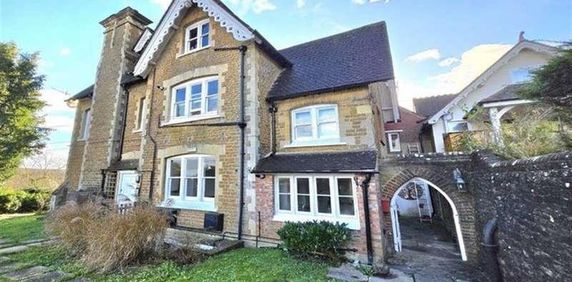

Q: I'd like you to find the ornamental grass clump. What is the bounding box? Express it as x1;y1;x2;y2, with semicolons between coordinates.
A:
277;220;351;263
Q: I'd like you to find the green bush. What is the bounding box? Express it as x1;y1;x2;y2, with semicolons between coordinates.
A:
0;189;51;213
277;220;351;262
0;192;22;213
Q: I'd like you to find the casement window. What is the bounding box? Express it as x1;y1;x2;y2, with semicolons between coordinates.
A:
170;76;219;122
135;97;146;131
274;175;359;229
79;108;91;140
184;19;210;54
291;105;340;145
165;155;217;210
387;132;401;152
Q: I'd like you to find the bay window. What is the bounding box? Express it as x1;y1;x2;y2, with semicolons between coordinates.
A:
170;76;219;122
291;105;340;145
165;155;217;210
274;175;359;229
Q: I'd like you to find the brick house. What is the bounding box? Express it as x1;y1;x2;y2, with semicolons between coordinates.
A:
63;0;399;264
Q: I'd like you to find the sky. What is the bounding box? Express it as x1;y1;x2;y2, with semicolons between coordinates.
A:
0;0;571;167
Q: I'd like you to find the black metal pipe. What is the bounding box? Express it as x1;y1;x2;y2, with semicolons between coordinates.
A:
147;68;158;202
360;173;374;264
117;87;130;161
100;169;107;196
237;45;247;240
483;218;502;281
269;103;277;155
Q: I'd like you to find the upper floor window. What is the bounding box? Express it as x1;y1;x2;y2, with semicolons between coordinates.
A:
165;154;217;210
291;105;340;145
387;132;401;152
170;76;219;122
510;68;532;84
135;97;146;131
79;108;91;140
185;19;210;54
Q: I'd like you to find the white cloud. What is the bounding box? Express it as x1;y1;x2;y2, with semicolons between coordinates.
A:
396;43;513;111
38;89;76;133
438;57;460;67
296;0;305;8
352;0;389;4
405;48;441;63
225;0;277;15
59;47;71;56
151;0;171;10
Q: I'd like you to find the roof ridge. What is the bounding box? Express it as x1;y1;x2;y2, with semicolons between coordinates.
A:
413;94;457;100
279;21;386;52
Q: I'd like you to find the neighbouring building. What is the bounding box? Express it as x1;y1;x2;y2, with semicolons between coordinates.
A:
62;0;399;264
415;37;560;153
383;107;425;154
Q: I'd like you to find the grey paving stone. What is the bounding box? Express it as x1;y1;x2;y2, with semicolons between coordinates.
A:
0;262;26;274
327;264;369;281
0;245;28;255
25;270;70;282
369;268;414;282
4;266;50;280
0;256;11;264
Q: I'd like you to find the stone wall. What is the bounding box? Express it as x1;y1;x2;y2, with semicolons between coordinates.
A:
64;98;92;189
470;152;572;281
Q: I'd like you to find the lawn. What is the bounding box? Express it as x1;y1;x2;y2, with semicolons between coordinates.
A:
0;214;45;244
7;245;332;281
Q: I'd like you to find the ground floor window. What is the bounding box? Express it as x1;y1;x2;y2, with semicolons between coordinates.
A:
273;175;359;229
164;154;216;211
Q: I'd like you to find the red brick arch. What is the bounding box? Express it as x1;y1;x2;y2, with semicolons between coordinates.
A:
381;166;477;262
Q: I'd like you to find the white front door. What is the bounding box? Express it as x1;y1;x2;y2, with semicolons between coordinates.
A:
116;171;138;203
391;202;402;252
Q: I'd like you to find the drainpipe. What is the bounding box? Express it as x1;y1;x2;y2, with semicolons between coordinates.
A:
147;68;158;201
117;86;131;162
358;173;374;264
483;218;502;281
269;103;277;155
214;45;248;240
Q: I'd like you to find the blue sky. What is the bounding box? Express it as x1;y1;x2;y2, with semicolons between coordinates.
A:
1;0;570;166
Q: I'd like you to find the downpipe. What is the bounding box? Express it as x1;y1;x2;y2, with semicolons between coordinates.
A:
356;173;374;265
483;218;502;282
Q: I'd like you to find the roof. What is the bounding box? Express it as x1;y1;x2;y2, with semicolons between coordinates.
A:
267;22;394;101
68;85;94;101
413;94;457;117
252;150;378;173
107;159;139;171
479;83;525;104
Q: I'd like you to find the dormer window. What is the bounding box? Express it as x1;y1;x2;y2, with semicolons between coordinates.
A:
185;19;210;53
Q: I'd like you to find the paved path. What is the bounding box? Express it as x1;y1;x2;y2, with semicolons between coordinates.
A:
0;239;84;282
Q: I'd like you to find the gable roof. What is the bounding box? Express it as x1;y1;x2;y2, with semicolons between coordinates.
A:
267;22;394;101
413;94;457;118
67;85;94;101
133;0;289;76
426;40;559;124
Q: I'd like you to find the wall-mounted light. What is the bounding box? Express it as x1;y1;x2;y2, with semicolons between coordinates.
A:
453;168;466;191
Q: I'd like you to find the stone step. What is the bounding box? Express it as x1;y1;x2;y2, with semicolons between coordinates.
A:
3;266;50;281
0;245;29;255
0;263;27;274
24;270;70;282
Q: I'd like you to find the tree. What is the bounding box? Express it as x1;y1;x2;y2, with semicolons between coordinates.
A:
0;42;47;182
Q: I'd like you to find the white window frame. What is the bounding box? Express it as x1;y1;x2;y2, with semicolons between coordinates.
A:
135;97;146;132
164;154;217;211
273;174;360;230
447;120;469;133
79;108;91;140
289;104;342;146
184;19;210;54
168;76;219;123
387;132;401;152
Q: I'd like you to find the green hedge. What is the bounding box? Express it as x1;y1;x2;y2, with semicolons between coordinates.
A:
277;220;351;262
0;189;51;213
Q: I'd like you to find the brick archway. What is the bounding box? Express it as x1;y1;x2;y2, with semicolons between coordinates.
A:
381;167;477;262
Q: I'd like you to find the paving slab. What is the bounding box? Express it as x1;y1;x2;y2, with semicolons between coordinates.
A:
0;262;26;274
327;264;369;281
4;266;50;280
0;245;28;255
369;269;413;282
0;257;11;264
25;270;70;282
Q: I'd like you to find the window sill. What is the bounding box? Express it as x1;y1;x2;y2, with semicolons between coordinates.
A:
161;114;221;126
176;46;211;59
158;200;216;212
272;214;360;230
132;129;142;133
284;140;346;148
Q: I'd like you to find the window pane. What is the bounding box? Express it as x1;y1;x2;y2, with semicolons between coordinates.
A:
204;179;215;198
186;179;197;197
186;158;198;177
191;84;202;97
201;23;209;34
278;178;290;193
207;80;218;95
170;178;180;196
295;111;311;124
337;178;352;195
295;125;312;138
191;99;201;111
175;88;186;102
207;95;217;112
297;195;311;212
318;196;332;214
175;103;185;117
279;195;291;210
296;178;310;194
170;159;181;177
318;122;337;138
318;108;336;122
204;158;216;177
339;197;355;215
316;178;330;194
201;35;209;47
189;39;197;50
189;27;198;39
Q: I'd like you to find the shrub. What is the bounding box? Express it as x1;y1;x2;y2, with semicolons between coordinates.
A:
277;220;351;262
0;192;22;213
0;189;51;213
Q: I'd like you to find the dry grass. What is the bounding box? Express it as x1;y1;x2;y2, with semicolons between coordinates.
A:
45;202;168;273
